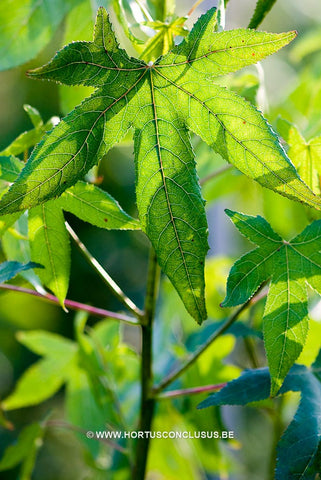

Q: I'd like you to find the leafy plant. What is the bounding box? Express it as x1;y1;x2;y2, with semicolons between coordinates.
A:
0;1;320;479
1;7;319;324
198;351;321;480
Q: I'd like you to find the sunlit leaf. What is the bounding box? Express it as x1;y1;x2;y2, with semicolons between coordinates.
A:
28;200;71;306
0;8;306;323
222;210;321;395
57;181;140;230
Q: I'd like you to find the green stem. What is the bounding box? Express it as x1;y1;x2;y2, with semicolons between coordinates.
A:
133;248;160;479
268;396;284;480
153;285;267;395
66;222;144;320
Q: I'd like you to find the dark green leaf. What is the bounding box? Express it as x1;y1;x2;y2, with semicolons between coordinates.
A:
223;210;321;395
0;260;42;284
0;156;24;182
198;361;321;480
198;367;271;408
248;0;278;29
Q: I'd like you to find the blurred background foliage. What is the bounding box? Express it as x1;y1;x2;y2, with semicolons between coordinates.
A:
0;0;321;479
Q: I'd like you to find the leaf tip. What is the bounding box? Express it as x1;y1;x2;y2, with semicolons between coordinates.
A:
224;208;235;218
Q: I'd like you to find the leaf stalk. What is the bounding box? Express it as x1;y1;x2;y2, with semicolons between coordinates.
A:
65;222;144;320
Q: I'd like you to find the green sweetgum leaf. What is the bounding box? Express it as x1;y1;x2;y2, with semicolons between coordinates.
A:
198;357;321;480
222;209;321;395
0;7;312;323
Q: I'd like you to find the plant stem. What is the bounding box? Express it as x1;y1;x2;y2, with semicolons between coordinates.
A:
133;248;160;479
200;164;233;186
268;396;284;480
66;222;144;320
153;285;267;395
0;284;139;326
157;382;227;399
187;0;207;17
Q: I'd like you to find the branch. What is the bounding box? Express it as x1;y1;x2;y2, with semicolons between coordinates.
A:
0;283;140;326
66;222;144;320
133;248;160;479
157;382;227;399
152;285;268;395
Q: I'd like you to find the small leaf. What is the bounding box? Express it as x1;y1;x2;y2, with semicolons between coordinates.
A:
2;214;43;290
278;117;321;195
0;156;24;182
23;105;43;128
0;260;42;284
17;330;76;357
0;114;58;158
0;423;44;472
248;0;278;29
57;181;140;230
198;367;271;408
2;353;75;410
223;210;321;395
28;200;70;306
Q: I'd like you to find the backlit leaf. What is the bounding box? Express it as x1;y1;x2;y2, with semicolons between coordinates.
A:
222;210;321;395
56;181;140;230
0;8;309;322
28;200;71;306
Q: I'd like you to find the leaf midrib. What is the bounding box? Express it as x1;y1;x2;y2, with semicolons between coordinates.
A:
149;69;203;319
156;31;295;69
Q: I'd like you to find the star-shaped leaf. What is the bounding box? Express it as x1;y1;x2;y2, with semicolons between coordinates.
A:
0;7;318;323
222;209;321;395
198;353;321;480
